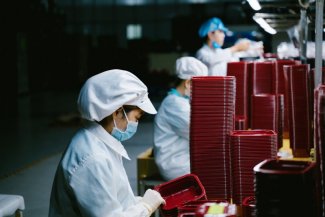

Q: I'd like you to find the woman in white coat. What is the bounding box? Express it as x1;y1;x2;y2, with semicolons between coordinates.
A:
196;17;250;76
153;57;208;181
49;69;165;217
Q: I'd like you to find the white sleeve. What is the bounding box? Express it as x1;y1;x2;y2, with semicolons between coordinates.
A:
197;47;233;66
163;98;190;140
69;156;151;217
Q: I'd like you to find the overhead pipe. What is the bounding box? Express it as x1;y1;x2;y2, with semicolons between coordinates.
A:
315;0;324;88
299;9;308;64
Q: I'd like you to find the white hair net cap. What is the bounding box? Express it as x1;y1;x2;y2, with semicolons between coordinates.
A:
77;69;157;121
176;57;208;80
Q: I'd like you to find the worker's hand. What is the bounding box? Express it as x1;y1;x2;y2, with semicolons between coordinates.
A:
141;189;166;215
232;40;250;52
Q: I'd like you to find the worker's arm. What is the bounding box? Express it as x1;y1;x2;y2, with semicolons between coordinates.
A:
164;97;190;140
229;40;250;53
69;155;155;217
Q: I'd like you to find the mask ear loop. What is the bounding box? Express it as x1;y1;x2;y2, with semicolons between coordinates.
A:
121;107;130;123
113;107;128;129
113;115;119;129
122;106;140;123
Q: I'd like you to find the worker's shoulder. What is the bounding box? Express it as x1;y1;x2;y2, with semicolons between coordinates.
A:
160;94;187;107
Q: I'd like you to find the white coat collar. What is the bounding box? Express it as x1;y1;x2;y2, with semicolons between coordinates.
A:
85;122;131;160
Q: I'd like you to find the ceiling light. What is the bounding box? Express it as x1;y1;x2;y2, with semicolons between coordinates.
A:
253;16;277;35
247;0;261;11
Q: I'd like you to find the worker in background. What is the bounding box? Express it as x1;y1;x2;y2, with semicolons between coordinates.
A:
154;56;208;181
196;17;250;76
49;69;165;217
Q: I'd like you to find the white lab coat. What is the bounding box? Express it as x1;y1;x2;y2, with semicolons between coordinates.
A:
154;92;190;181
49;122;149;217
196;44;239;76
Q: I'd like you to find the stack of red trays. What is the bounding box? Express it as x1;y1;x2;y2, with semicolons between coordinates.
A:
283;64;313;157
227;62;249;119
190;76;236;200
235;115;247;130
253;159;318;217
273;60;296;136
230;130;277;205
314;85;325;214
273;60;296;95
250;61;274;95
250;94;284;150
309;68;315;126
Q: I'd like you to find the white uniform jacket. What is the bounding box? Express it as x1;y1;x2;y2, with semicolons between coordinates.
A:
49;122;149;217
196;44;239;76
154;90;190;181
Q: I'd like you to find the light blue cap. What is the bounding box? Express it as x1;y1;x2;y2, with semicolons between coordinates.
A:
198;17;229;38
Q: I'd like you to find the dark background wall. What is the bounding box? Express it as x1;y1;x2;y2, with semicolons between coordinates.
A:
0;0;281;118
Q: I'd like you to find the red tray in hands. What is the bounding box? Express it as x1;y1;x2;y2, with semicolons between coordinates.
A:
154;174;207;217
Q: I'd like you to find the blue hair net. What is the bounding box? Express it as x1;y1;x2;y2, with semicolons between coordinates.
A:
198;17;229;38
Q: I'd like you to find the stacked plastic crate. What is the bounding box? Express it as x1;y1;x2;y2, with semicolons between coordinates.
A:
230;130;277;205
283;64;313;157
190;76;236;200
227;62;250;130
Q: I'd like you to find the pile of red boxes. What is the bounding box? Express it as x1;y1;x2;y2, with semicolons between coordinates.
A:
190;76;236;200
230;130;277;204
253;159;318;217
250;94;284;149
283;64;313;157
314;84;325;215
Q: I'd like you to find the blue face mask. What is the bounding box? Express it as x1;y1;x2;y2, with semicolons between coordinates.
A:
212;41;221;49
111;107;138;141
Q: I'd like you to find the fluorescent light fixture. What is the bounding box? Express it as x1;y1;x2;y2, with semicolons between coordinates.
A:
247;0;261;11
253;16;277;35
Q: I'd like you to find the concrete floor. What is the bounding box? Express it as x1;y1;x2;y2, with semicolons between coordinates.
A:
0;90;158;217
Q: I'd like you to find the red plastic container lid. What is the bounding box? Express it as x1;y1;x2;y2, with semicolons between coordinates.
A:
230;130;276;137
192;76;236;81
178;213;196;217
154;174;206;211
253;158;316;174
242;196;255;207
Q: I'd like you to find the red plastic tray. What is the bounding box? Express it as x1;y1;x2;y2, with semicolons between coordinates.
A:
154;174;207;217
242;196;255;217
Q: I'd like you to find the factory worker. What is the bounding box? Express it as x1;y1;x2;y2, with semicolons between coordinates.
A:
196;17;250;76
49;69;165;217
154;57;208;181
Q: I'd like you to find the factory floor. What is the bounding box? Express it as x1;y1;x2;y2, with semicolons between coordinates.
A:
0;89;159;217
